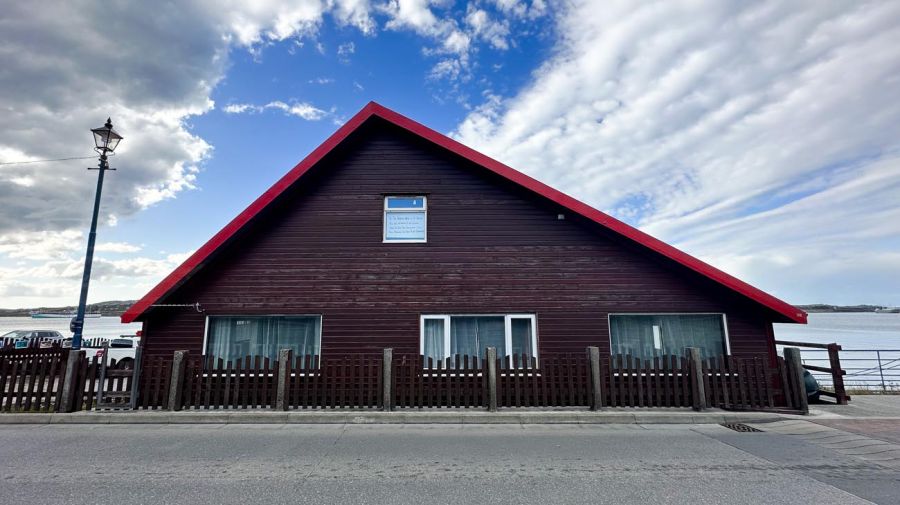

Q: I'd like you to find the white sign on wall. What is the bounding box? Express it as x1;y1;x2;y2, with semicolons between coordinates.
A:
385;212;426;241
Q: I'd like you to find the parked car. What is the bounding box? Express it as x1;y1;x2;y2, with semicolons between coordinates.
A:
81;337;140;369
1;329;65;348
803;369;821;402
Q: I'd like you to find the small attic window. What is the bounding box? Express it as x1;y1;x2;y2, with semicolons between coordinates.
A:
384;196;427;243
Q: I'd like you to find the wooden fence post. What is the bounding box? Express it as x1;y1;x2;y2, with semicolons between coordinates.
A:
95;342;110;410
59;350;85;413
783;347;809;414
275;349;292;411
687;347;706;411
167;350;188;411
486;347;498;412
382;348;393;412
587;346;603;410
826;344;848;405
129;342;143;410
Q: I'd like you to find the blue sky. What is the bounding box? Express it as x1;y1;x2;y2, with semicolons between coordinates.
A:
2;1;900;309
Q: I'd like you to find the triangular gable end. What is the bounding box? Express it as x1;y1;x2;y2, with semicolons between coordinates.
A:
121;101;807;324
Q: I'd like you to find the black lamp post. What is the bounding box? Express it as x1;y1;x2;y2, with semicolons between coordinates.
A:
70;118;123;350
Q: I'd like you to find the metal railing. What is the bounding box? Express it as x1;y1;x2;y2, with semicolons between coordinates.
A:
794;349;900;392
775;340;849;403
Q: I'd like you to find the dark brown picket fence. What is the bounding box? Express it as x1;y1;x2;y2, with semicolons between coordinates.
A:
177;355;277;409
495;354;591;408
603;355;692;408
156;353;383;410
138;355;171;409
4;346;810;413
71;355;99;411
775;355;806;411
288;354;382;409
393;354;487;408
703;356;777;410
0;347;68;412
134;350;804;412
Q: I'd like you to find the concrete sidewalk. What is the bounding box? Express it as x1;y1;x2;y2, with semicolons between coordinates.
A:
810;395;900;418
0;408;793;425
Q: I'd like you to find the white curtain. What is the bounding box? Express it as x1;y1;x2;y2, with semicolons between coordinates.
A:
207;318;234;362
422;318;444;366
609;314;726;360
206;316;321;362
450;316;505;360
510;318;533;359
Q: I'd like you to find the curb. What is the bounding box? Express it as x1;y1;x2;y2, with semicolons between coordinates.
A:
0;409;793;425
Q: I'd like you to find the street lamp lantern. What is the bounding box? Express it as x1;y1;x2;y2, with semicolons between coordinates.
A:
90;118;123;153
70;118;123;350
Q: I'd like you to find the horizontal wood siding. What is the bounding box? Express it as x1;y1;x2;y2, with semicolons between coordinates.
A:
142;120;778;362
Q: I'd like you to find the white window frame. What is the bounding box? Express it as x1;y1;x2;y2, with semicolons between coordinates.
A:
606;312;731;357
383;195;427;243
201;314;324;362
419;314;538;366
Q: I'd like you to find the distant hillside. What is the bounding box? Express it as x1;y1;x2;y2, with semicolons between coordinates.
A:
796;304;896;313
0;300;137;317
1;301;896;317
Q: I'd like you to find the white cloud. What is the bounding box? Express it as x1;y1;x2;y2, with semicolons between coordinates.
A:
1;3;217;234
333;0;377;35
380;0;516;78
222;103;256;114
429;59;463;80
337;41;356;63
0;251;192;308
224;100;328;120
207;0;374;47
267;101;329;120
466;6;510;50
443;30;471;54
0;230;82;261
455;0;900;305
489;0;545;19
382;0;441;33
337;41;356;56
95;242;143;253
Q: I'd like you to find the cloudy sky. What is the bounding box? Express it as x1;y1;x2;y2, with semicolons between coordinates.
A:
1;0;899;310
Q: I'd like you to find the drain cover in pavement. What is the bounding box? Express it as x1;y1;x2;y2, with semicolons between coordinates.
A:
721;423;763;432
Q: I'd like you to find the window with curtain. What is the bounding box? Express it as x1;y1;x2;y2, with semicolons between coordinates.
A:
608;314;727;360
420;314;536;367
205;315;321;363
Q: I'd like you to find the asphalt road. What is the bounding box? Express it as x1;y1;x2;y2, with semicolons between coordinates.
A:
1;423;898;505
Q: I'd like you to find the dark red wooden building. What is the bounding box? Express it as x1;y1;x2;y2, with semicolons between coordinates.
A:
122;102;806;368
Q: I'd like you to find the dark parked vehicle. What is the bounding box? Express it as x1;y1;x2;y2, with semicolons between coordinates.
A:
1;330;65;348
803;370;820;402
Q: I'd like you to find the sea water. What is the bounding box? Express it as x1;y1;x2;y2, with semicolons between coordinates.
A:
774;312;900;349
775;313;900;389
0;316;142;340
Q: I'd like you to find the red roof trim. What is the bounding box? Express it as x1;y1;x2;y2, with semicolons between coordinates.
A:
122;102;807;324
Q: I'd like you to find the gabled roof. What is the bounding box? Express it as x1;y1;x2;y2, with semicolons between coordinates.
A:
122;101;807;324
